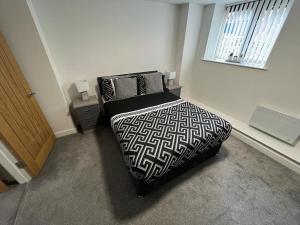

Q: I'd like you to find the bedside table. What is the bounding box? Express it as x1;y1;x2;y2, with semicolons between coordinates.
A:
166;84;182;97
71;95;100;133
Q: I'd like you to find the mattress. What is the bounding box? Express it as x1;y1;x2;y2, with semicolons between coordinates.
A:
108;93;232;183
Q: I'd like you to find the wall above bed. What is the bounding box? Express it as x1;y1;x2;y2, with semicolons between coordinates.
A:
30;0;180;101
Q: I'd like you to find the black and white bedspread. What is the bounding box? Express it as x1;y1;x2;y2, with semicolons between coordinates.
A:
111;99;232;182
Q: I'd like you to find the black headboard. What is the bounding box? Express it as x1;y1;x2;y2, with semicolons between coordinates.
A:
97;70;165;96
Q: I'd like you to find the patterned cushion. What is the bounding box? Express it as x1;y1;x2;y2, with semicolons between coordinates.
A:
101;79;115;102
137;74;146;95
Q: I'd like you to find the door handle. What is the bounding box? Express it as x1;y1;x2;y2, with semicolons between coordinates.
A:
27;92;36;97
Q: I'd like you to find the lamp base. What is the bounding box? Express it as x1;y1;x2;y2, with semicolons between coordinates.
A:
81;91;89;101
168;80;174;86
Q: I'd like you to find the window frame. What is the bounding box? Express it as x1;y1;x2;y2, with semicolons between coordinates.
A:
212;0;293;69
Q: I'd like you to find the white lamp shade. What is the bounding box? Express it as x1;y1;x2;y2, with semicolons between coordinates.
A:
168;72;176;80
75;80;89;93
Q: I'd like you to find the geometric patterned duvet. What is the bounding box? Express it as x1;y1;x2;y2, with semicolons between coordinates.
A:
111;99;232;183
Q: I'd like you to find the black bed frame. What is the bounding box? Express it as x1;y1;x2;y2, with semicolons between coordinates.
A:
97;71;223;196
132;142;222;196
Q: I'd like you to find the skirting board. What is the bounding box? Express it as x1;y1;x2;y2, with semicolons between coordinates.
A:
54;128;77;138
183;95;300;175
231;129;300;174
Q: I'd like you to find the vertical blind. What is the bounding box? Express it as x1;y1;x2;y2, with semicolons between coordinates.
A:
214;0;293;67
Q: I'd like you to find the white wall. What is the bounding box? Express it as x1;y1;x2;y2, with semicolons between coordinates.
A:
195;4;214;60
179;3;203;96
0;0;75;135
203;4;224;60
189;1;300;148
175;4;189;86
30;0;180;101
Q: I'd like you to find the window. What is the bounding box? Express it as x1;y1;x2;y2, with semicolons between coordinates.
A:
214;0;293;68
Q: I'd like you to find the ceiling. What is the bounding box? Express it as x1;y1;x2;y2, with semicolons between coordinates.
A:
146;0;242;4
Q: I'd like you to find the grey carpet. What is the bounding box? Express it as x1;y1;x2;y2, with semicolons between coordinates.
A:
0;184;25;225
0;127;300;225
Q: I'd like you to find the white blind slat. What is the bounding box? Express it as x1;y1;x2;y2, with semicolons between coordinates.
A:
227;4;243;57
220;6;236;58
234;5;246;55
258;0;291;64
240;0;263;57
216;2;256;60
235;2;254;57
216;6;231;58
244;0;272;62
246;0;279;63
255;0;287;64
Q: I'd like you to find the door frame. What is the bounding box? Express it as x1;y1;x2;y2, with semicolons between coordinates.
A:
0;140;31;184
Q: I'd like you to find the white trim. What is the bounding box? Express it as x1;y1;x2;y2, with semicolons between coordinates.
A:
54;128;77;138
183;95;300;174
201;58;268;70
231;129;300;174
0;140;31;184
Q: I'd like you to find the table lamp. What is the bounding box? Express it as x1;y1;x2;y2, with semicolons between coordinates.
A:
75;80;89;101
165;71;176;86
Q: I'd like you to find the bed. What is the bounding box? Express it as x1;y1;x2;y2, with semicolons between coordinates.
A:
98;71;232;195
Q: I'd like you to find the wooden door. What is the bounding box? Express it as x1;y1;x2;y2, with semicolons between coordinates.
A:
0;33;55;177
0;180;8;192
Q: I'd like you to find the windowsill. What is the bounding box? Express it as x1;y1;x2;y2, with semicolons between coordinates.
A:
201;58;268;71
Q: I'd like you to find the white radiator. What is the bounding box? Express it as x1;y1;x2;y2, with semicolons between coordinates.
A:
249;106;300;146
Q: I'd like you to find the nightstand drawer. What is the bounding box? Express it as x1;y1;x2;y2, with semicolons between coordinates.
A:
80;117;100;130
76;105;99;117
77;109;100;128
78;113;99;122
